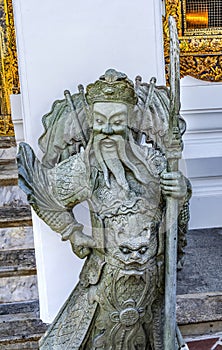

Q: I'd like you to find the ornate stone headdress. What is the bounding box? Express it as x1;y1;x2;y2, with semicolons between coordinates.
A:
85;69;138;106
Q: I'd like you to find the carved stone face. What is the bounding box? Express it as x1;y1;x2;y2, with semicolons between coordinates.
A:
91;101;156;190
105;215;159;269
92;102;128;144
117;236;156;266
113;227;158;268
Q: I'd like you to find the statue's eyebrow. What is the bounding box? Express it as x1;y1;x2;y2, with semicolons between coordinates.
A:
109;111;127;120
93;110;127;119
93;110;107;118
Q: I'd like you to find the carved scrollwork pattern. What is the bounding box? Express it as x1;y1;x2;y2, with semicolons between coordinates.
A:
180;55;222;81
0;0;20;136
163;0;222;82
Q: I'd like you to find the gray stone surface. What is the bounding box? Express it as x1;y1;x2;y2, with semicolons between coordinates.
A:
0;140;46;349
0;226;34;250
0;318;46;338
0;163;18;186
0;275;38;303
0;300;40;318
0;185;28;206
1;339;40;350
0;248;36;278
177;228;222;294
0;146;17;161
177;292;222;337
0;206;32;227
0;136;16;149
180;320;222;337
0;301;48;350
177;292;222;324
0;338;41;349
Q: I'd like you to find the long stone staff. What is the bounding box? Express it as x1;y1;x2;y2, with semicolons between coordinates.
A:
163;16;182;350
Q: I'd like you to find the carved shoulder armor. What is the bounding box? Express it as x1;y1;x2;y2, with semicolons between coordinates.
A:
48;152;91;206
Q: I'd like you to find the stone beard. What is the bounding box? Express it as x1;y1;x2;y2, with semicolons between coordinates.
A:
92;133;154;191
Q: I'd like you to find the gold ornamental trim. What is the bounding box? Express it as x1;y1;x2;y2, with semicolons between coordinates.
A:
163;0;222;82
0;0;19;136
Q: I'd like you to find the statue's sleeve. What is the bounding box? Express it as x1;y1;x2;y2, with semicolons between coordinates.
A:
17;143;90;242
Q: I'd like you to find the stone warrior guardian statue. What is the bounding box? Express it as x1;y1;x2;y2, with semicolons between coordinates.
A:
17;18;191;350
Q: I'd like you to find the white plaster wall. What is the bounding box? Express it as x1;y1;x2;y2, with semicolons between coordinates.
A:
10;94;24;143
181;77;222;229
12;0;165;323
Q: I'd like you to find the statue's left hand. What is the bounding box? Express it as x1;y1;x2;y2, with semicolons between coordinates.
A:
160;171;187;199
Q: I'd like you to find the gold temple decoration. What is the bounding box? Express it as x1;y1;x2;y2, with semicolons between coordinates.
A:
186;11;208;29
163;0;222;82
0;0;20;136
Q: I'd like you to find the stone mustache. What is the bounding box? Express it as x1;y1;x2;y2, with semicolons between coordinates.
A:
17;68;191;349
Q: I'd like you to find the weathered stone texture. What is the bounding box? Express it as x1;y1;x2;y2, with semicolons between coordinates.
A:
0;146;16;161
0;249;36;277
0;163;18;186
0;300;40;318
0;339;40;349
0;206;32;227
0;301;48;350
177;227;222;294
0;185;28;206
0;139;47;349
0;226;34;250
0;136;16;149
177;292;222;324
0;275;38;303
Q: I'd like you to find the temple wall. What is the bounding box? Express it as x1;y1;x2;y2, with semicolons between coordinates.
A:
181;77;222;229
